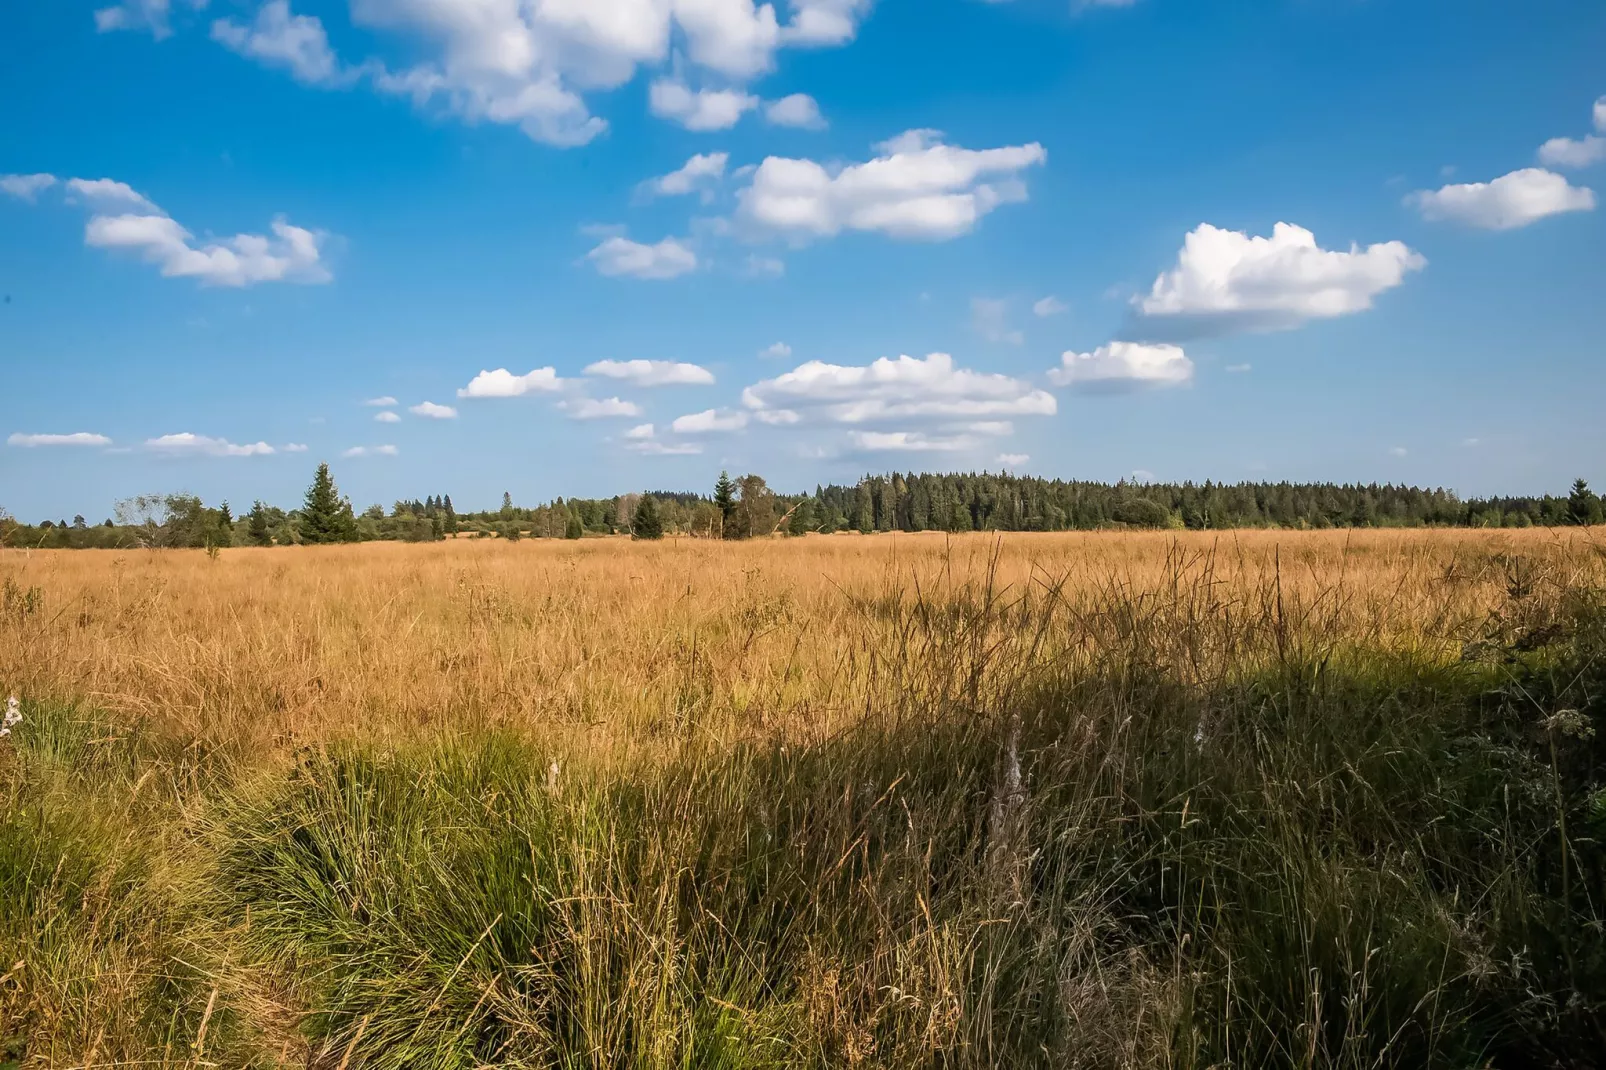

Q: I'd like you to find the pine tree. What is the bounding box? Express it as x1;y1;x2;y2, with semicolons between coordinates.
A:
631;495;664;540
247;501;271;546
500;491;515;521
300;463;358;544
443;495;458;534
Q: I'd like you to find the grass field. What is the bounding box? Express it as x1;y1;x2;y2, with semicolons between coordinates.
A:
1;529;1604;1067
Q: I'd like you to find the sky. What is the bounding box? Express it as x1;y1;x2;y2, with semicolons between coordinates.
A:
2;0;1604;520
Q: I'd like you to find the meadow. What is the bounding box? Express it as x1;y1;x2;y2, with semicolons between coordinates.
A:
1;528;1603;1068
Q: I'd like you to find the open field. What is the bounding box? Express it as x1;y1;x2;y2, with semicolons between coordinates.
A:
2;529;1604;1067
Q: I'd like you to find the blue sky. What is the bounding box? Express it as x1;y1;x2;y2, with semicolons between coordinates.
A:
3;0;1604;520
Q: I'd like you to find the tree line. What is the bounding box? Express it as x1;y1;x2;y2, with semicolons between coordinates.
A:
3;463;1604;549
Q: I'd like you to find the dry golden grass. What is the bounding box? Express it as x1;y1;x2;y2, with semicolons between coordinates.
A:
4;527;1602;752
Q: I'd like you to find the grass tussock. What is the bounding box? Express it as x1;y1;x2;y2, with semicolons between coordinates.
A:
0;530;1603;1067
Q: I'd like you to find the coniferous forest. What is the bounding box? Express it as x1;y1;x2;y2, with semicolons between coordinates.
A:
3;467;1603;549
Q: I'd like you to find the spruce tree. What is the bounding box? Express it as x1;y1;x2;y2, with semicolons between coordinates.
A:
564;511;584;540
300;463;358;544
443;495;458;534
631;495;665;540
1569;479;1603;526
247;502;271;546
713;471;736;536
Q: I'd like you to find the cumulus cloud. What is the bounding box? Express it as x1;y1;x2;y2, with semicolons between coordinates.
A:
65;177;161;212
457;367;564;398
283;443;309;452
759;342;792;359
133;0;872;148
409;401;458;419
146;432;275;457
742;352;1056;424
560;396;643;419
639;152;728;201
363;396;398;406
997;453;1029;467
375;411;401;423
586;235;698;279
0;173;58;201
8;432;112;448
1408;168;1595;230
1032;296;1067;317
1536;96;1606;169
86;212;329;287
211;0;346;85
736;129;1047;242
1047;342;1193;391
625;423;656;439
585;359;714;386
343;444;399;458
1136;222;1424;337
765;93;826;129
672;408;750;433
972;297;1023;344
649;80;759;131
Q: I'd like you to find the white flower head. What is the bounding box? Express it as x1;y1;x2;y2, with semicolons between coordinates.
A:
1;695;20;738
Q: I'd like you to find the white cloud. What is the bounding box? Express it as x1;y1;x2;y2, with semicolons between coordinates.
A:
1130;469;1155;482
759;342;792;359
363;396;398;407
211;0;345;85
1032;296;1067;317
374;411;402;423
85;210;330;287
850;430;975;452
1536;96;1606;169
765;93;825;129
142;0;873;148
742;352;1056;424
587;235;698;279
1389;446;1408;458
283;442;309;452
343;444;399;458
649;80;759;131
1;174;57;201
561;396;643;419
457;367;564;398
146;432;275;457
1137;222;1424;336
1538;135;1606;169
997;453;1029;467
628;439;704;455
94;0;205;40
754;408;800;425
672;408;749;433
736;129;1046;242
8;432;112;448
639;152;728;201
409;401;458;419
743;254;786;278
65;178;160;213
585;358;715;386
1408;168;1595;230
625;423;656;439
972;297;1023;345
1047;342;1193;391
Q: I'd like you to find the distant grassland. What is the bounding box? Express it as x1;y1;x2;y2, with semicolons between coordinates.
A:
1;530;1604;1068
